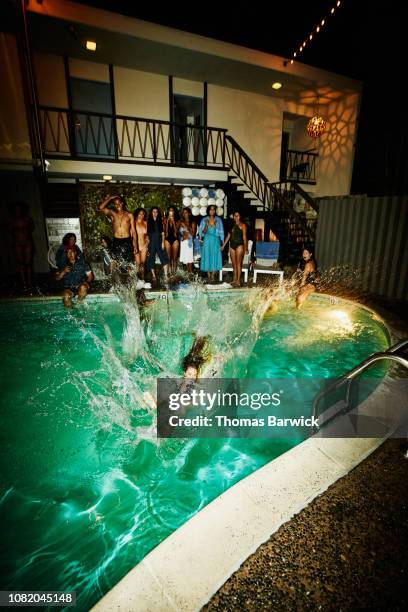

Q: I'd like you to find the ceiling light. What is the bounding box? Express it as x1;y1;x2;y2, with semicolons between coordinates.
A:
86;40;97;51
272;82;282;90
103;175;112;181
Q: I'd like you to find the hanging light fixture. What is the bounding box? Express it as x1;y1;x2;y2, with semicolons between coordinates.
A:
307;98;326;138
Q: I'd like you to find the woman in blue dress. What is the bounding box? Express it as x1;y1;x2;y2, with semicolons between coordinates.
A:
198;204;224;282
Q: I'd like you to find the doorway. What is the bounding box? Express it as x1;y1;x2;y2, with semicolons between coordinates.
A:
172;94;205;164
70;78;115;157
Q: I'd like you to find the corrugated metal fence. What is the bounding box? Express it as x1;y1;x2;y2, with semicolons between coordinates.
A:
315;195;408;300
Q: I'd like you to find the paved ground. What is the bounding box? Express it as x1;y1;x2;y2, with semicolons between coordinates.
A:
204;438;408;611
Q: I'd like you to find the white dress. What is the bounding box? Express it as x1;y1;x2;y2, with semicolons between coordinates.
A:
179;226;194;264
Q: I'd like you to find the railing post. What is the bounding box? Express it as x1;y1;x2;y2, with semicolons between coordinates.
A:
67;108;77;157
152;122;157;163
203;126;208;167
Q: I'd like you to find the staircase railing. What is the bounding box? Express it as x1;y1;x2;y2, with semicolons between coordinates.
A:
225;135;315;240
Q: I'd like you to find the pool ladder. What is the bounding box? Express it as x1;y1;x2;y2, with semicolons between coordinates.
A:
312;338;408;429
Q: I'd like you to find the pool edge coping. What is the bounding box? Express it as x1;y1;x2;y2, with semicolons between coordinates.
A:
89;295;405;612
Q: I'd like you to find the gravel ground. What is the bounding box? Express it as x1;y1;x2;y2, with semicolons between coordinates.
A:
204;439;408;611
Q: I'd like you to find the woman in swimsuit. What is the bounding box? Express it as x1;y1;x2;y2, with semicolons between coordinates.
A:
164;206;180;274
296;246;318;309
179;207;197;273
221;211;248;287
146;207;169;284
134;208;148;279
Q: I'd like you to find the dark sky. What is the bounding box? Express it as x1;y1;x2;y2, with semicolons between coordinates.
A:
70;0;407;196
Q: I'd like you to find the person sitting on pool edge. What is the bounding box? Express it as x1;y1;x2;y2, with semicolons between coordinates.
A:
55;246;94;308
296;245;318;309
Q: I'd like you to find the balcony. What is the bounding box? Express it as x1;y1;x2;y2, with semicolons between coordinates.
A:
280;148;318;185
36;106;228;170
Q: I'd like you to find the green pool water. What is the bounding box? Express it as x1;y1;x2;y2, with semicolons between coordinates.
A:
0;290;389;610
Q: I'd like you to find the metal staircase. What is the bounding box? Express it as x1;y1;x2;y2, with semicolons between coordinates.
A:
221;135;318;265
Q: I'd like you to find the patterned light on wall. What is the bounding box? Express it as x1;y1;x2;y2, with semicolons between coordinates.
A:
306;115;326;138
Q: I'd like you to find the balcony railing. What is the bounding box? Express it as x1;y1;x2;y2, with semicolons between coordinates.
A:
36;106;227;168
280;148;318;184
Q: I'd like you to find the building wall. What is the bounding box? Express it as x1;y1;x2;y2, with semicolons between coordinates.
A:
114;66;169;119
34;51;68;107
0;33;31;162
315;195;408;300
284;92;360;197
208;84;284;180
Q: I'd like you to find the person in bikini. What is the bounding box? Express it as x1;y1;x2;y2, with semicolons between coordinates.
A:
296;245;318;309
134;208;148;279
221;211;248;287
9;202;34;292
164;206;180;274
99;194;138;272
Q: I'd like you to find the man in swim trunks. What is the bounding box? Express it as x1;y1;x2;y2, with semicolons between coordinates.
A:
99;194;138;272
55;247;94;308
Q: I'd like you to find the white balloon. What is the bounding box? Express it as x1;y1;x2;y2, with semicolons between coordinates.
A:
199;206;207;216
191;196;199;205
215;198;224;207
216;206;224;216
183;196;192;206
191;206;200;216
199;187;208;197
182;187;192;196
208;197;216;206
199;197;208;206
216;188;225;199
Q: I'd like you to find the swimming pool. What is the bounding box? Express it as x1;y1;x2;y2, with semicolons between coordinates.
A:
0;289;389;610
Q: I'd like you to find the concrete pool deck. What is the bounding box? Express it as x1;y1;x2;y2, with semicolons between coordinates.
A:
205;437;408;611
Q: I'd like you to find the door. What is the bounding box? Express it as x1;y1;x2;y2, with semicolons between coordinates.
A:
173;94;204;164
280;130;290;180
70;78;115;158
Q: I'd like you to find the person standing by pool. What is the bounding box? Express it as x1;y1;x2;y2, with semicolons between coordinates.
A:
146;207;169;284
198;205;224;282
164;206;180;274
134;208;148;279
221;211;248;287
296;246;318;309
100;236;115;275
99;194;138;271
55;246;94;308
179;207;196;273
9;202;34;292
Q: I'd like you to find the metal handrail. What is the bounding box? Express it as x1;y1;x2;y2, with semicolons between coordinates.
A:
312;339;408;424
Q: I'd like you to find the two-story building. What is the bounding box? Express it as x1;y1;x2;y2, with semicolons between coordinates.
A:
0;0;361;275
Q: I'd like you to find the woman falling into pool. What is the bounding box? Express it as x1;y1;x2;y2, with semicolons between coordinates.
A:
296;245;318;309
221;211;248;287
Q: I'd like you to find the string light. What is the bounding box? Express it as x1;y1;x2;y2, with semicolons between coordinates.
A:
285;1;342;66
